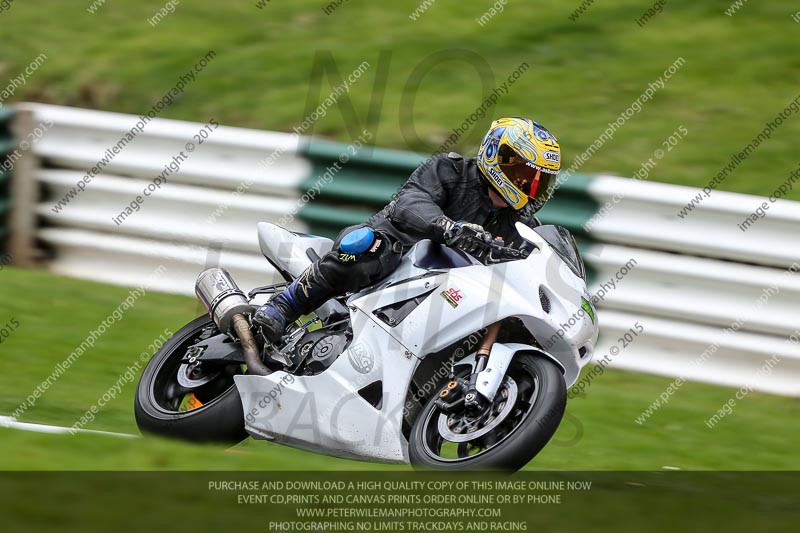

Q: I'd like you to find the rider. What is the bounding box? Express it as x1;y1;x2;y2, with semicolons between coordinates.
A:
254;117;562;342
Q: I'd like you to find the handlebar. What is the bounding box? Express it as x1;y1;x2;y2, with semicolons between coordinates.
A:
472;237;531;265
444;224;533;265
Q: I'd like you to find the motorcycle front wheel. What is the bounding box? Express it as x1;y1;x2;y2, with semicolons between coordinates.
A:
409;355;566;471
134;315;248;445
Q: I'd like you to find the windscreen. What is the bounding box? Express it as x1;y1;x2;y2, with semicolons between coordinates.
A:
533;225;586;280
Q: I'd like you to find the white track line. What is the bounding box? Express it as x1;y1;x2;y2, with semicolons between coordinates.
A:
0;416;138;438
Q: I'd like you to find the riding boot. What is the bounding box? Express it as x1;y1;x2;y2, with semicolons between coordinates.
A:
253;265;336;343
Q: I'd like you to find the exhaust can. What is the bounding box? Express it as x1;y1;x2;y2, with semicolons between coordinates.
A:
195;268;252;333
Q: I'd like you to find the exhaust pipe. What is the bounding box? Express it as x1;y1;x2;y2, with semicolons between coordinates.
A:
195;268;271;376
231;313;271;376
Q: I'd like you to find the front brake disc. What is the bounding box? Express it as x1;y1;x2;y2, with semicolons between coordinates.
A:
437;377;518;443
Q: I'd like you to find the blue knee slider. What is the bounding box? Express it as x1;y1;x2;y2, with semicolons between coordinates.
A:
340;227;376;255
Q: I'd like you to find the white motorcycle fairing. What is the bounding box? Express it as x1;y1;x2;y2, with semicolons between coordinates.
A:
257;222;334;279
235;222;597;464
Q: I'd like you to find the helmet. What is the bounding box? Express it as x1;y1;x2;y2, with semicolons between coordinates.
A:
477;117;561;211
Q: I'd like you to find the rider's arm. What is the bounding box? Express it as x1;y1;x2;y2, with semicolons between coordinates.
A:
385;155;452;242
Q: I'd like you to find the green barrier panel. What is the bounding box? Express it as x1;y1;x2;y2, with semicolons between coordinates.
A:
298;138;601;281
0;108;15;252
302;168;408;205
299;203;373;240
303;138;427;172
298;139;426;236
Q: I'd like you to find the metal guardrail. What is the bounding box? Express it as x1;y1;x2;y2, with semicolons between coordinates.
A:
585;175;800;269
14;103;311;291
579;176;800;396
585;242;800;396
11;103;800;396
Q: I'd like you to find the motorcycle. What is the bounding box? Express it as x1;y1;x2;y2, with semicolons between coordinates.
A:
135;221;598;471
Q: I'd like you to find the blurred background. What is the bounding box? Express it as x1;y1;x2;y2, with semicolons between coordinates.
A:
0;0;798;471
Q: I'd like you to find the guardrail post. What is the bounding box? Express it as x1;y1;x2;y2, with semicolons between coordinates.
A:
7;109;39;267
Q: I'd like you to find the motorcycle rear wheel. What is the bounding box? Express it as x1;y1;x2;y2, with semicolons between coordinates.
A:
409;355;566;471
134;315;248;445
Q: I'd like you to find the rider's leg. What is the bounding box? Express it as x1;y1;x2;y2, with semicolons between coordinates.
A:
252;262;336;342
253;227;403;342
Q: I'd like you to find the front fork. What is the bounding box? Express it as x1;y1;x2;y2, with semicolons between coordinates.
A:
436;322;502;414
465;322;501;410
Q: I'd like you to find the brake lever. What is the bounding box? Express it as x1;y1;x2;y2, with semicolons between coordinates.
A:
481;240;528;264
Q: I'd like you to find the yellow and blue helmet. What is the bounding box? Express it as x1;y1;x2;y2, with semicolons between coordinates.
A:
477;117;561;211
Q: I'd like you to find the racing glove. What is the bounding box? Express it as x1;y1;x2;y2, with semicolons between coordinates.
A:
435;216;493;254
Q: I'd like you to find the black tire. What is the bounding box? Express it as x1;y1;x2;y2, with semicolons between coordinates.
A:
409;355;566;472
134;316;247;445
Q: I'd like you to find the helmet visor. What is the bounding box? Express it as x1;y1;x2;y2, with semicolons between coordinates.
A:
527;170;556;211
498;145;556;208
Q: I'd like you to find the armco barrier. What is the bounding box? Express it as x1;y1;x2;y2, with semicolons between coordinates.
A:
11;103;800;396
15;103;312;291
584;175;800;269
